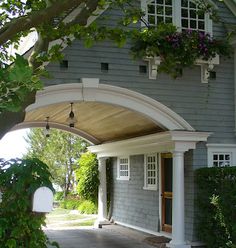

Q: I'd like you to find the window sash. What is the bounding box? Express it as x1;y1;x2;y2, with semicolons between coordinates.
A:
142;0;212;34
117;157;129;180
212;153;231;167
144;154;158;190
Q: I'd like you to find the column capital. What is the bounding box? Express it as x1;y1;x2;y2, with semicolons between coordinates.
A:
172;141;196;153
98;156;108;161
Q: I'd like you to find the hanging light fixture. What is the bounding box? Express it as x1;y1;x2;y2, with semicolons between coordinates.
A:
67;102;77;128
44;117;50;138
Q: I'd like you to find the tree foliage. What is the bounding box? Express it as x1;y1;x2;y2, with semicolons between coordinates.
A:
75;152;99;204
0;158;58;248
0;0;142;139
0;0;233;139
25;128;88;197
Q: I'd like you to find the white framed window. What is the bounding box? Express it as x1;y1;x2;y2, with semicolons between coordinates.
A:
142;0;213;35
207;144;236;167
117;157;130;180
143;153;158;190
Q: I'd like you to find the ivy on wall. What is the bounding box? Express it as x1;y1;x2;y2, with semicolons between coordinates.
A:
195;166;236;248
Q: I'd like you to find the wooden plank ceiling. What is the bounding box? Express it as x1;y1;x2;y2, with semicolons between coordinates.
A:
25;102;164;143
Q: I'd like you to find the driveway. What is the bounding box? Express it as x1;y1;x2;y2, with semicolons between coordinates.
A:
45;225;162;248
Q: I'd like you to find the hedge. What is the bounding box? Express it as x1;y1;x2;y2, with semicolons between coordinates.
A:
195;166;236;248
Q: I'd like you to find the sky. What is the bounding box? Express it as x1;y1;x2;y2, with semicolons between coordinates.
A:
0;129;29;160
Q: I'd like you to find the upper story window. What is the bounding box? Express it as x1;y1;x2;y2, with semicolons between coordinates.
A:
207;144;236;167
147;0;173;26
142;0;212;35
181;0;205;31
117;157;130;180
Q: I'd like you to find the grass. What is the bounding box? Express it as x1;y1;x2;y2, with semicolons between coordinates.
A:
63;219;97;227
46;208;97;227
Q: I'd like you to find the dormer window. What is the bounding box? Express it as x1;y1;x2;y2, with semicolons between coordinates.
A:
143;0;212;35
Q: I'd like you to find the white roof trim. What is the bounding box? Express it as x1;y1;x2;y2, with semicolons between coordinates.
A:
26;79;195;132
12;121;99;145
224;0;236;16
89;131;211;157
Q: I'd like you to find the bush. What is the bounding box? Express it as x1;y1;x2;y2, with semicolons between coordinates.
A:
195;166;236;248
78;200;97;214
54;191;64;201
75;152;99;204
0;158;59;248
59;195;81;210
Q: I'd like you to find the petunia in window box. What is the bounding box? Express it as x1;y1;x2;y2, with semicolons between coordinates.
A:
131;23;232;82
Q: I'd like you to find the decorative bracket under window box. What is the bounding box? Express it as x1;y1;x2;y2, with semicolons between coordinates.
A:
144;54;220;83
195;55;219;83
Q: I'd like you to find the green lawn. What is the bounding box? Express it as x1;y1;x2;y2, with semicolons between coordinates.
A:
46;208;97;227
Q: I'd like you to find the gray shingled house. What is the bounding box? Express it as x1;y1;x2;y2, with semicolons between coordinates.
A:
15;1;236;247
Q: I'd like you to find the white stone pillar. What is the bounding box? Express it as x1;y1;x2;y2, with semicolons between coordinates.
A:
98;157;107;222
167;151;190;248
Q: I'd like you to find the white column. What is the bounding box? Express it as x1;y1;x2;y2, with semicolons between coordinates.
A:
167;151;190;248
98;157;107;222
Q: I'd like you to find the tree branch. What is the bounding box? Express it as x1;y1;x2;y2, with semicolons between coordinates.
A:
0;0;84;46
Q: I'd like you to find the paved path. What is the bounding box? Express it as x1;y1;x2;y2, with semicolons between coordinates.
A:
46;226;156;248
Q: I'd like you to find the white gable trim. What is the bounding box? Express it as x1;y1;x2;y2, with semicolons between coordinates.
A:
26;79;195;132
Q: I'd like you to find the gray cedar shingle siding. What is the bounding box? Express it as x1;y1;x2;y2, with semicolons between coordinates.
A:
43;1;236;243
111;156;159;232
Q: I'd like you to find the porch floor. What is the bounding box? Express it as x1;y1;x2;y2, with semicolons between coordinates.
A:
46;223;170;248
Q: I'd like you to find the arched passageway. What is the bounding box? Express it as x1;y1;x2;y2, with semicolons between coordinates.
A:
10;79;210;248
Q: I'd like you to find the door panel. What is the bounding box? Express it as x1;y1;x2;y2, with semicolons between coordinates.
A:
161;154;173;233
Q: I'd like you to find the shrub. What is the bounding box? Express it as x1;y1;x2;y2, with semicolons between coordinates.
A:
75;152;99;204
195;166;236;248
0;158;59;248
54;191;64;201
59;194;81;210
78;200;97;214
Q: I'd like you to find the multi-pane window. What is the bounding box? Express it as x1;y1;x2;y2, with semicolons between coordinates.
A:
207;145;236;167
147;0;173;26
213;153;231;167
117;157;130;180
143;0;211;34
144;154;158;190
181;0;205;31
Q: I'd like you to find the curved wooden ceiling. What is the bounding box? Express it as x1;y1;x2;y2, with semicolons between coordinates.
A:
24;102;165;143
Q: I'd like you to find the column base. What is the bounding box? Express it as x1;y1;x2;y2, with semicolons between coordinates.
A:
166;242;191;248
94;219;110;228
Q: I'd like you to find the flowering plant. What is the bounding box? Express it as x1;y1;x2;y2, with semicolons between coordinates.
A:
131;23;232;78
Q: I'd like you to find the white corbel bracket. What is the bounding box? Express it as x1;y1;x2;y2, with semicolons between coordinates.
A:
144;56;161;79
144;54;220;83
196;54;220;83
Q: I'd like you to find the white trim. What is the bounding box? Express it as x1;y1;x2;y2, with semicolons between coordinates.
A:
142;0;213;35
89;131;211;158
12;121;99;145
117;156;130;180
158;153;162;233
143;153;158;190
25;80;194;132
114;220;172;239
207;143;236;167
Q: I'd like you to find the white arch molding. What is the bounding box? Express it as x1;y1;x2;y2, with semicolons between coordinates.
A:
14;78;194;143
